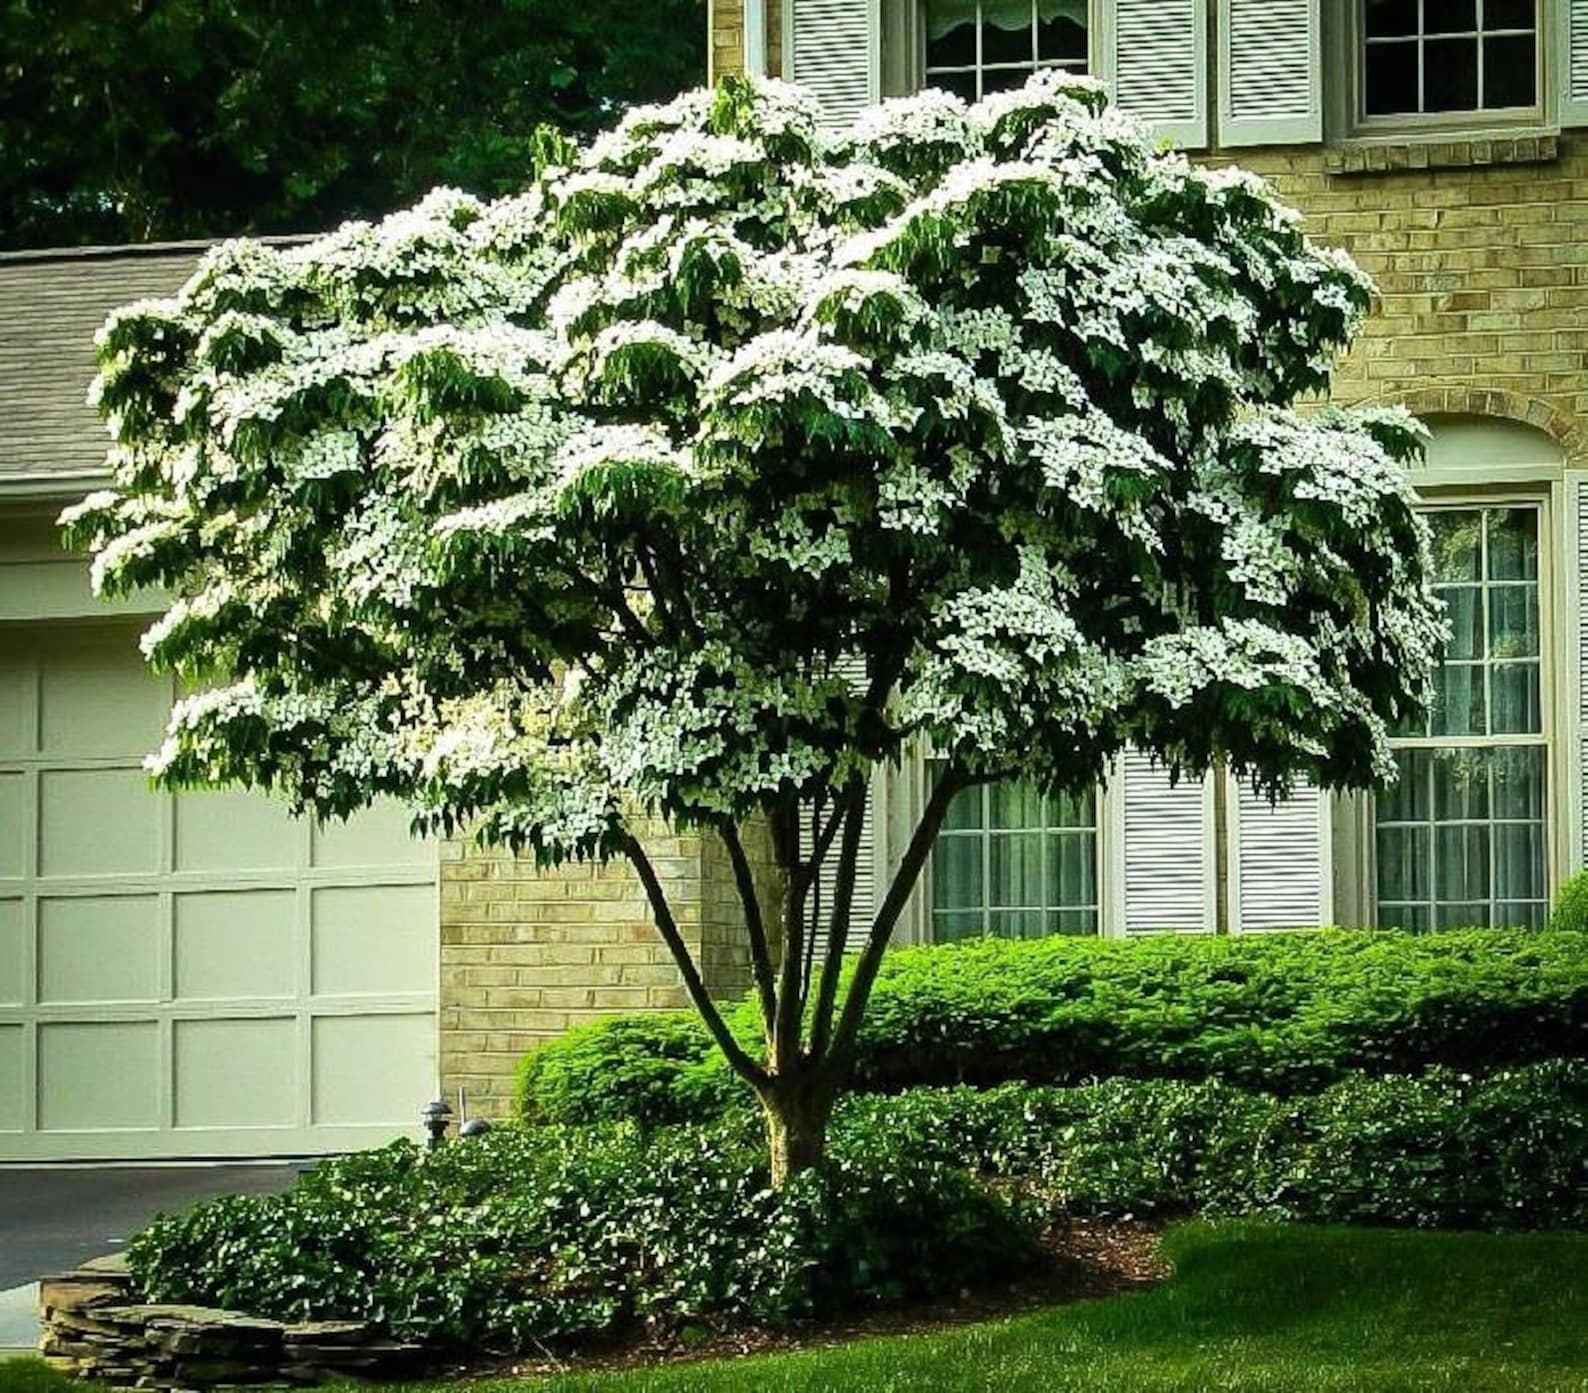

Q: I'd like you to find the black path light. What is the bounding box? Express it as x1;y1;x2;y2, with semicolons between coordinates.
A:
420;1097;454;1150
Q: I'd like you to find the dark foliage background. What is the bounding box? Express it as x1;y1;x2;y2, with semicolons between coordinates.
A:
0;0;705;249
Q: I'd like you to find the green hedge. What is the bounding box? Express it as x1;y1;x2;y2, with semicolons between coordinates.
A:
516;929;1588;1126
832;1059;1588;1230
127;1124;1035;1350
129;1061;1587;1353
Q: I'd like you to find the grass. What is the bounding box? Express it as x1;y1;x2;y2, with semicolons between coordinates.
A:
5;1223;1586;1393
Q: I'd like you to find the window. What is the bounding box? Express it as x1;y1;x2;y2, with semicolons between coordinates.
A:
923;0;1089;102
930;768;1099;939
1375;506;1549;930
1360;0;1539;120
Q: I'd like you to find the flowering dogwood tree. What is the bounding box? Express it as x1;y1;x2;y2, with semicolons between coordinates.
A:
67;73;1443;1183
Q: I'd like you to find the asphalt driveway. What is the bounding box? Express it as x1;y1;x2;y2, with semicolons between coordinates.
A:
0;1162;308;1290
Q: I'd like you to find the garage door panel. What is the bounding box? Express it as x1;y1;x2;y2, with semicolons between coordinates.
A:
313;800;429;870
0;655;32;756
38;769;162;877
38;1020;161;1131
37;895;161;1003
0;1025;21;1130
312;1013;434;1125
312;884;433;997
0;899;21;1004
4;620;437;1160
0;772;24;879
174;1017;297;1128
175;789;301;873
174;890;296;1000
38;640;168;756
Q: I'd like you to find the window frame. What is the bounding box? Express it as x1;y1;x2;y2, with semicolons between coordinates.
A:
1368;490;1562;930
925;764;1105;941
889;0;1102;99
1342;0;1554;139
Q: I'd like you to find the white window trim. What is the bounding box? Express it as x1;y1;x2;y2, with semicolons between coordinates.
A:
891;0;1102;97
1332;0;1559;142
1368;489;1563;930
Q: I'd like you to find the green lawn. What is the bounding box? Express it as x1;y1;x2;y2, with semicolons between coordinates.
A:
6;1223;1586;1393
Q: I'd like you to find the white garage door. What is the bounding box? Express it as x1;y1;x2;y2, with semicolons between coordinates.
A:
0;622;438;1160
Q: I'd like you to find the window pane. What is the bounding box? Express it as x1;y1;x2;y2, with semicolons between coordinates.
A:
989;779;1044;830
1430;664;1485;737
1440;586;1483;660
1365;0;1420;36
1425;0;1478;33
1488;586;1539;659
1494;900;1545;930
926;0;978;68
1377;825;1430;901
1037;0;1087;62
989;909;1045;938
1487;509;1538;581
981;0;1034;64
1492;746;1545;820
1049;831;1096;907
981;65;1032;92
1493;823;1545;902
1483;34;1536;107
1424;37;1480;111
1048;908;1096;936
1483;0;1536;31
1432;749;1489;822
932;834;982;911
1490;662;1541;735
1049;787;1095;829
1437;900;1490;929
1436;824;1490;902
1380;748;1431;823
1428;511;1483;582
932;910;984;942
941;782;983;831
1380;902;1432;932
1364;40;1419;114
990;832;1044;908
928;69;980;101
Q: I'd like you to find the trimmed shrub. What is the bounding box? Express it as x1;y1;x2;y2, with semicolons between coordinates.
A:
1550;870;1588;933
514;929;1588;1126
829;1059;1588;1230
126;1123;1036;1351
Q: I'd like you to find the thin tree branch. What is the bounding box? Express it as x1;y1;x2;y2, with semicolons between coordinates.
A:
624;833;768;1088
809;777;868;1059
815;765;972;1086
718;819;779;1036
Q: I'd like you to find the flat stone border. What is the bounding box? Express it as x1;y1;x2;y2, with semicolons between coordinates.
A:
39;1256;426;1390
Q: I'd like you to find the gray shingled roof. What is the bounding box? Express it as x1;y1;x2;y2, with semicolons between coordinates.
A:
0;245;202;483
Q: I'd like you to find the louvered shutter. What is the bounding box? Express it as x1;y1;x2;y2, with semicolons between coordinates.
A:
788;0;881;132
1115;751;1217;933
1106;0;1209;149
1218;0;1321;147
1230;779;1332;931
1564;0;1588;127
797;656;881;961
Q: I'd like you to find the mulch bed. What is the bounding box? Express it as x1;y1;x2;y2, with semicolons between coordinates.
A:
445;1218;1170;1383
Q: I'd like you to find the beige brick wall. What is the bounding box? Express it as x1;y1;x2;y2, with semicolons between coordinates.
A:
1230;137;1588;457
440;821;771;1119
708;0;782;83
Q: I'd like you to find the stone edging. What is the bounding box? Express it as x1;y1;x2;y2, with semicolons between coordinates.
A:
39;1255;426;1390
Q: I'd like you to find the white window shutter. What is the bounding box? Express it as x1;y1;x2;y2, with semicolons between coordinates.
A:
1218;0;1322;147
1229;778;1333;931
799;773;881;960
789;0;881;133
1564;0;1588;127
1114;751;1217;933
1106;0;1209;149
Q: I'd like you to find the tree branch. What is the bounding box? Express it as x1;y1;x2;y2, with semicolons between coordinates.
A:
718;819;779;1036
623;833;768;1088
816;765;970;1086
809;777;868;1059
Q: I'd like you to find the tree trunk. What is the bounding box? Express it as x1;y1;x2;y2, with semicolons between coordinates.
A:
761;1078;836;1189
